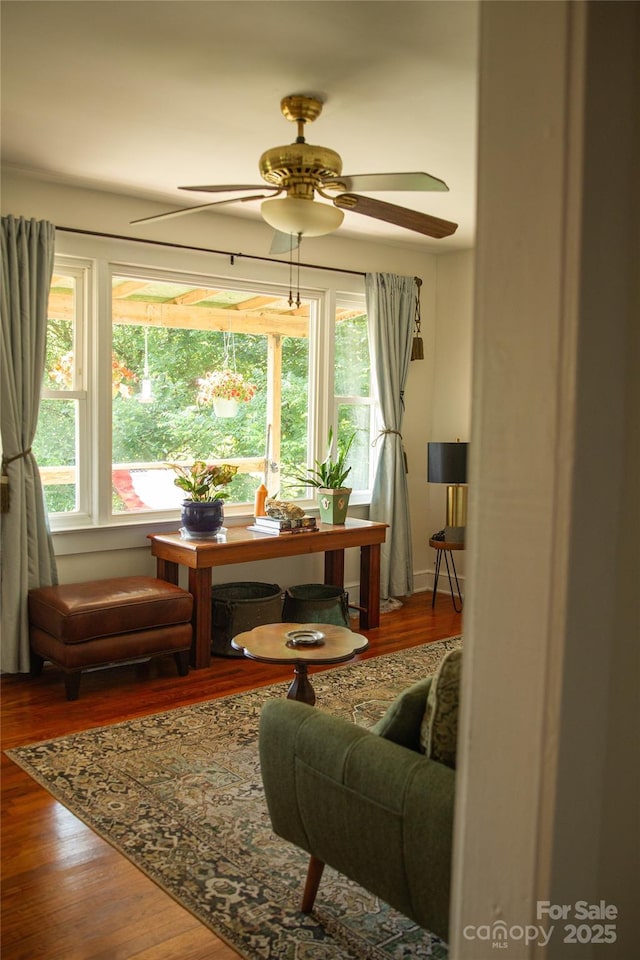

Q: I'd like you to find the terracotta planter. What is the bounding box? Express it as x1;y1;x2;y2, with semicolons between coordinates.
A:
317;487;352;525
180;499;225;539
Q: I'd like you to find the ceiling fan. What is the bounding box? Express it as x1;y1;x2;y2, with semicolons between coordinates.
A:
131;94;458;253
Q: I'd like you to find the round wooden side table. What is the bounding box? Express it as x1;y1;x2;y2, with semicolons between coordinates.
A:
429;538;464;612
232;622;369;705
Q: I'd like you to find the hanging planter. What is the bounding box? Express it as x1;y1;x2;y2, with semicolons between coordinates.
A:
196;369;256;418
212;397;239;418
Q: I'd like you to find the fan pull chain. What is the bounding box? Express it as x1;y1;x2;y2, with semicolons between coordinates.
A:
288;235;294;306
288;233;303;308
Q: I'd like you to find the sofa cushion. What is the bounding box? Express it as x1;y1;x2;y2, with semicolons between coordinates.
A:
371;677;433;752
419;648;462;768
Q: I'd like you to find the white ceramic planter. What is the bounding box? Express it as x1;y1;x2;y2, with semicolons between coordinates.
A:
213;398;239;418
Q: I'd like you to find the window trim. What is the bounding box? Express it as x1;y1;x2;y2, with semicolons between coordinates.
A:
105;262;324;521
39;256;93;527
40;237;374;546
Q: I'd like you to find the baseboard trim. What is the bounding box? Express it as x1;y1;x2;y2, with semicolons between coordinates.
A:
343;567;466;605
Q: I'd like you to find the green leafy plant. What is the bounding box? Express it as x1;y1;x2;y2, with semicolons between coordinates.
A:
171;461;238;501
295;429;355;489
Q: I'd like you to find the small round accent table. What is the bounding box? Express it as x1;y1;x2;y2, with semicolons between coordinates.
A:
429;538;464;612
231;622;369;706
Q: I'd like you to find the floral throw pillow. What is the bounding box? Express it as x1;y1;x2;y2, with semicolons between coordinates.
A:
419;648;462;768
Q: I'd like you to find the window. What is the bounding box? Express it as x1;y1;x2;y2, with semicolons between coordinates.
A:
35;251;375;531
109;270;311;514
333;297;376;493
33;259;91;518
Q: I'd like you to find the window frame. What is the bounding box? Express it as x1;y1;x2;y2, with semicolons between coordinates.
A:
39;256;93;528
105;262;323;520
40;240;375;545
332;291;377;497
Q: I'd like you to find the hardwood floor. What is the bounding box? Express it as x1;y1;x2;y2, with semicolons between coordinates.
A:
1;592;462;960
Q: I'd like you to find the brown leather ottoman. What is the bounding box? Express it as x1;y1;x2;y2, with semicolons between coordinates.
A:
28;577;193;700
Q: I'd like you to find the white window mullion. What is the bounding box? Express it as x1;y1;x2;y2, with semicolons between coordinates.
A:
312;288;335;458
94;259;113;524
75;257;92;520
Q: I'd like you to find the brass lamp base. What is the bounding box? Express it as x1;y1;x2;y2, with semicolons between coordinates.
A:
445;485;467;543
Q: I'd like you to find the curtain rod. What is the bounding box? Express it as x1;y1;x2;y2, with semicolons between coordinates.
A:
55;225;371;278
55;226;423;287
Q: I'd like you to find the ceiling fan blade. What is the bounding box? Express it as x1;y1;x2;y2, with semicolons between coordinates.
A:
333;193;458;239
322;172;449;193
131;194;269;225
179;183;279;194
269;231;301;255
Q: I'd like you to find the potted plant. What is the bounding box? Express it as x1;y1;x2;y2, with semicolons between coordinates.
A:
196;370;257;418
295;429;355;524
171;460;239;539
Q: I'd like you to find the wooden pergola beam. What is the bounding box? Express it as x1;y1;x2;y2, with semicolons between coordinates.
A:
111;300;309;337
47;292;309;337
47;286;360;339
168;288;222;305
112;280;153;298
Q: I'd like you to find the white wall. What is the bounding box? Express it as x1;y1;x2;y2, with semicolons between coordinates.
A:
410;249;474;590
451;2;639;957
2;171;474;595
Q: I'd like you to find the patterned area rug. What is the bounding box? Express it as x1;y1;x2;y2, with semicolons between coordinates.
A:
7;638;462;960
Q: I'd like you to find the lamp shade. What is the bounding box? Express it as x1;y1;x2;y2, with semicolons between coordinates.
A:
427;442;468;484
261;197;344;237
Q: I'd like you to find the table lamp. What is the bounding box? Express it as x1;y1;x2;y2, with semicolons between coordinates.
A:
427;441;469;543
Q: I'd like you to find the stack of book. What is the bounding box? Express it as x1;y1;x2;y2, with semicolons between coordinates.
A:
249;515;318;535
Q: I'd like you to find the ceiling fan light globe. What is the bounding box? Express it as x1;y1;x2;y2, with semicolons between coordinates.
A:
260;197;344;237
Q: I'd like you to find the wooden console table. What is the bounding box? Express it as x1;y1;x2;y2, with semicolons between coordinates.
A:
148;518;387;669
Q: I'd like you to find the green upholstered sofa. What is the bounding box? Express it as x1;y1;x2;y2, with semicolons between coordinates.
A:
259;648;461;942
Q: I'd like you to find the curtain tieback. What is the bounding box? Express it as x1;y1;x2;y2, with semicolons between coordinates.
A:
372;430;408;472
372;429;402;446
1;448;32;514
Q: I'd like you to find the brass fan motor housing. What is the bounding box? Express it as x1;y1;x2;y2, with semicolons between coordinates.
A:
259;142;343;198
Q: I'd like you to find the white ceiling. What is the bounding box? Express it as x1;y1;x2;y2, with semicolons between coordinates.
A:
1;0;479;251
